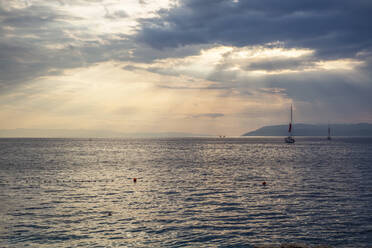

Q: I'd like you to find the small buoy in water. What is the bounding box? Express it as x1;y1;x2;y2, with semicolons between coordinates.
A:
262;181;267;186
133;178;137;183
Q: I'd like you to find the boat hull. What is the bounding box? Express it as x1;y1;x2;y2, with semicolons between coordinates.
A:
285;136;295;143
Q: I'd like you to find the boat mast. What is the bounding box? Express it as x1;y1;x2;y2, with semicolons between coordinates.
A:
290;104;293;137
285;104;295;143
328;122;331;137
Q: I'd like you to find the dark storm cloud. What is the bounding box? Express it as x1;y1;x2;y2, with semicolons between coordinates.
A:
136;0;372;59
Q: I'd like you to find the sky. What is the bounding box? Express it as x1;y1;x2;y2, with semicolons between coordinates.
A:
0;0;372;136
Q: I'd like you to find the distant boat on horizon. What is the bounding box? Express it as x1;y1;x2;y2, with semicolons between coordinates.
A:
327;123;331;140
285;104;295;143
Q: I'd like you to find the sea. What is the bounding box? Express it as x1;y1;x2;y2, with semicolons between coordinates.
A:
0;137;371;247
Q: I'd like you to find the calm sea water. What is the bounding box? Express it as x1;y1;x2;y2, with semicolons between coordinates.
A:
0;137;372;247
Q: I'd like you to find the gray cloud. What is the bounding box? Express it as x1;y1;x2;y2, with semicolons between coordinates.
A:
0;1;211;92
0;2;134;92
157;85;210;90
104;6;128;19
56;0;105;5
210;66;372;122
131;0;372;121
244;57;315;72
191;113;225;119
267;71;372;111
129;43;212;63
136;0;372;60
1;0;371;123
122;65;141;71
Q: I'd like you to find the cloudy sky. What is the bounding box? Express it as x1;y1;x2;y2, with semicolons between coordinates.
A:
0;0;371;135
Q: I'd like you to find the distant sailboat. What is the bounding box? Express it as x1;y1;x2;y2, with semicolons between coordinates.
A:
327;123;331;140
285;104;295;143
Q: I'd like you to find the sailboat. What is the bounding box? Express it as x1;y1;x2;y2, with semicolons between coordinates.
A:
327;123;331;140
285;104;295;143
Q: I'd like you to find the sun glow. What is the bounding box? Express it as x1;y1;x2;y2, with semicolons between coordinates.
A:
315;59;364;71
0;58;294;135
132;44;364;78
232;46;313;59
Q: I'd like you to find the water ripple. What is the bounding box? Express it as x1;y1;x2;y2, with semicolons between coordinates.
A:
0;137;372;247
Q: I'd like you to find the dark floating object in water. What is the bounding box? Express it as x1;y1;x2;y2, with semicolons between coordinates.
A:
133;178;137;183
262;181;267;186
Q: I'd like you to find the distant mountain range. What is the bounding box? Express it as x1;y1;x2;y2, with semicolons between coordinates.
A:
0;129;210;138
243;123;372;136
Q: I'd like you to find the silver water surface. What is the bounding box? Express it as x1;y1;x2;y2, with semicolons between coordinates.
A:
0;137;372;247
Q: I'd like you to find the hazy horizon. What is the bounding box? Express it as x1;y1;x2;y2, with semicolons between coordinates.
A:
1;0;372;135
1;122;371;138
